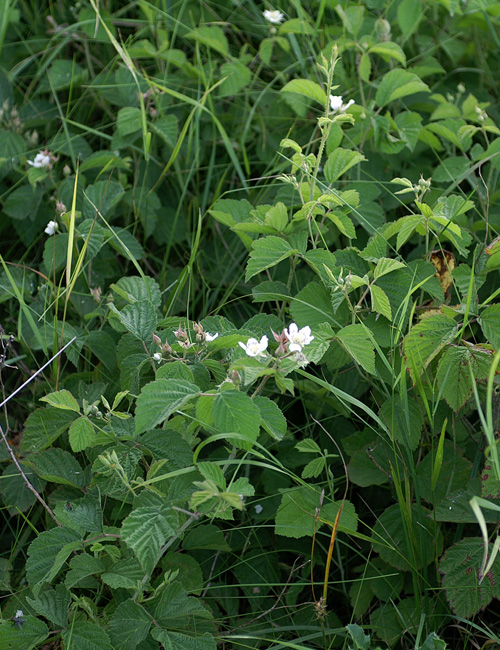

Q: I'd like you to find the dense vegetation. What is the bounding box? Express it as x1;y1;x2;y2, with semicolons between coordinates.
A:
1;1;500;648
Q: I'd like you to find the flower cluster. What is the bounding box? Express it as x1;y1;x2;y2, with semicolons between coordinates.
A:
329;95;355;113
28;149;57;169
239;323;314;358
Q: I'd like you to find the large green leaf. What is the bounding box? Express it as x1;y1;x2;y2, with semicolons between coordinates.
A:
65;553;105;589
20;408;77;454
108;599;151;650
436;345;491;411
27;584;71;628
324;148;366;183
281;79;327;106
101;557;144;590
439;537;500;618
336;324;376;375
186;25;228;56
61;621;112;650
26;527;82;595
403;314;458;383
479;303;500;348
28;448;86;488
134;378;200;434
54;494;103;534
0;462;46;514
290;281;337;327
152;581;213;628
375;69;429;106
68;416;95;453
275;485;357;538
213;389;261;449
255;395;287;441
39;389;80;412
108;299;158;341
0;616;49;650
121;505;177;573
245;236;298;281
152;630;217;650
379;395;423;451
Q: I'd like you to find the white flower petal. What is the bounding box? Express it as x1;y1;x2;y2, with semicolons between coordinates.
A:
205;332;219;342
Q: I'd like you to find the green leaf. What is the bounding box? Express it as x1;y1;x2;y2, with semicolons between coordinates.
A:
416;442;473;503
370;285;392;321
161;553;204;595
26;527;82;594
290;281;337;327
152;581;213;628
39;389;80;412
182;524;231;551
83;180;124;221
85;330;117;370
296;439;321;453
0;616;49;650
439;537;500;618
20;407;77;454
479;304;500;348
375;69;429;107
397;0;423;38
113;275;162;307
324;148;366;183
108;299;158;341
186;25;228;56
61;621;112;650
213;390;261;449
374;257;406;279
108;599;151;650
369;41;406;66
325;211;356;238
252;280;291;303
358;52;371;81
403;314;458;383
54;494;103;534
245;236;298;281
0;462;46;514
65;553;105;589
152;630;216;650
436;346;491;411
28;448;86;487
302;457;326;479
117;107;142;136
281;79;327;106
107;227;145;260
135;379;200;435
379;396;423;452
219;61;252;96
68;416;95;453
373;504;441;571
336;324;376;375
254;396;287;441
27;584;70;627
101;557;144;590
275;486;357;538
121;505;177;574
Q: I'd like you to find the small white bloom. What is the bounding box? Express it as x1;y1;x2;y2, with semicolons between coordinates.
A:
329;95;355;113
44;220;58;236
153;352;162;363
205;332;219;342
263;9;284;24
255;504;263;514
284;323;314;353
15;610;24;619
238;335;268;357
28;152;51;168
179;340;195;349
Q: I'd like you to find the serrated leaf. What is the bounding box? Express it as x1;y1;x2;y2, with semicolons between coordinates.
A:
245;236;298;281
65;553;105;589
135;379;200;435
28;448;85;487
0;616;49;650
21;408;77;454
296;439;321;453
108;599;151;650
370;285;392;321
255;395;287;441
39;389;80;412
186;25;228;56
54;494;103;534
281;79;327;106
324;148;366;183
108;299;158;340
27;584;70;628
121;506;177;574
302;457;326;479
374;258;406;279
376;69;429;107
252;280;291;303
336;324;376;374
275;486;357;538
61;621;112;650
117;106;142;136
152;630;216;650
153;581;214;628
403;314;458;383
439;537;500;618
0;462;46;514
101;557;144;590
326;211;356;238
68;416;95;452
26;527;82;594
479;304;500;348
369;41;406;66
213;390;260;449
436;346;491;411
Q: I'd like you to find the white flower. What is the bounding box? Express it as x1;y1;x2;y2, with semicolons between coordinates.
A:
263;9;284;24
329;95;355;113
284;323;314;353
28;152;51;168
238;335;268;357
153;352;162;363
15;610;24;619
205;332;219;342
44;220;58;236
179;340;195;349
255;504;263;514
